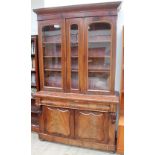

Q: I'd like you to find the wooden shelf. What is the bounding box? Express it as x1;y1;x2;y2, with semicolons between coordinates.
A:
44;56;61;58
71;42;78;45
31;84;36;87
89;40;111;43
43;42;61;44
88;34;111;43
31;105;41;114
88;56;110;58
71;69;78;72
44;68;110;73
88;70;110;73
88;68;110;72
71;56;78;58
44;68;61;71
31;68;36;72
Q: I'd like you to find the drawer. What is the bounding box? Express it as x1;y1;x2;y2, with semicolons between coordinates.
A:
75;110;109;142
43;106;74;137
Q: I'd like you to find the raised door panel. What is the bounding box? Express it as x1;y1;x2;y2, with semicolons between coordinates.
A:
44;106;74;137
38;19;66;92
75;110;109;142
84;16;116;94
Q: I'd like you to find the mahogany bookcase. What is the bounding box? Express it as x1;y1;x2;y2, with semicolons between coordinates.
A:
33;1;121;152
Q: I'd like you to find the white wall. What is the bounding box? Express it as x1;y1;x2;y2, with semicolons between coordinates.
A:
115;1;124;92
32;0;124;92
31;0;44;35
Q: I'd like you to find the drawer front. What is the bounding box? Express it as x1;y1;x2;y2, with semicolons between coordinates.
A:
75;110;109;142
43;106;74;137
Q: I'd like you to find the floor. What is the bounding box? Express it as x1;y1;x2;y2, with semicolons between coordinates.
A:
31;133;119;155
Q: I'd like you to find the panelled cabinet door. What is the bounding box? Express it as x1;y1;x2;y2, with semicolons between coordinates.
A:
75;110;109;143
38;19;66;91
84;17;116;94
66;18;84;93
43;106;74;137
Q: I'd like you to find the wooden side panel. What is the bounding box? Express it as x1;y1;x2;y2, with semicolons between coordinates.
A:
44;106;73;137
117;117;124;154
75;110;109;142
108;113;116;145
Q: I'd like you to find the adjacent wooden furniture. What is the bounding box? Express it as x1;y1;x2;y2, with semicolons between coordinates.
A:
31;35;40;132
117;116;124;154
117;26;124;154
120;26;124;115
33;1;121;152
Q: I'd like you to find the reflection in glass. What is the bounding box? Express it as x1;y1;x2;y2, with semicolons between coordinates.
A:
44;71;61;87
88;22;111;90
42;25;62;88
31;72;36;85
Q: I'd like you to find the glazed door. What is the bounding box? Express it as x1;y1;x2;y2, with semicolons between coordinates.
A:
84;17;116;94
38;19;66;91
66;18;84;93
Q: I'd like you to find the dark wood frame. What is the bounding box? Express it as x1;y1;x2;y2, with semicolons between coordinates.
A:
84;16;116;94
66;18;84;93
38;19;66;92
33;1;121;152
35;1;119;94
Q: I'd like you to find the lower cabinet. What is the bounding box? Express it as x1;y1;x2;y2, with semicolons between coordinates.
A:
40;105;116;151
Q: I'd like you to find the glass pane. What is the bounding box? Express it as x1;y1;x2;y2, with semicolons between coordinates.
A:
70;24;79;89
31;87;37;98
88;72;110;90
88;22;111;90
44;71;61;87
42;25;62;88
31;72;36;86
